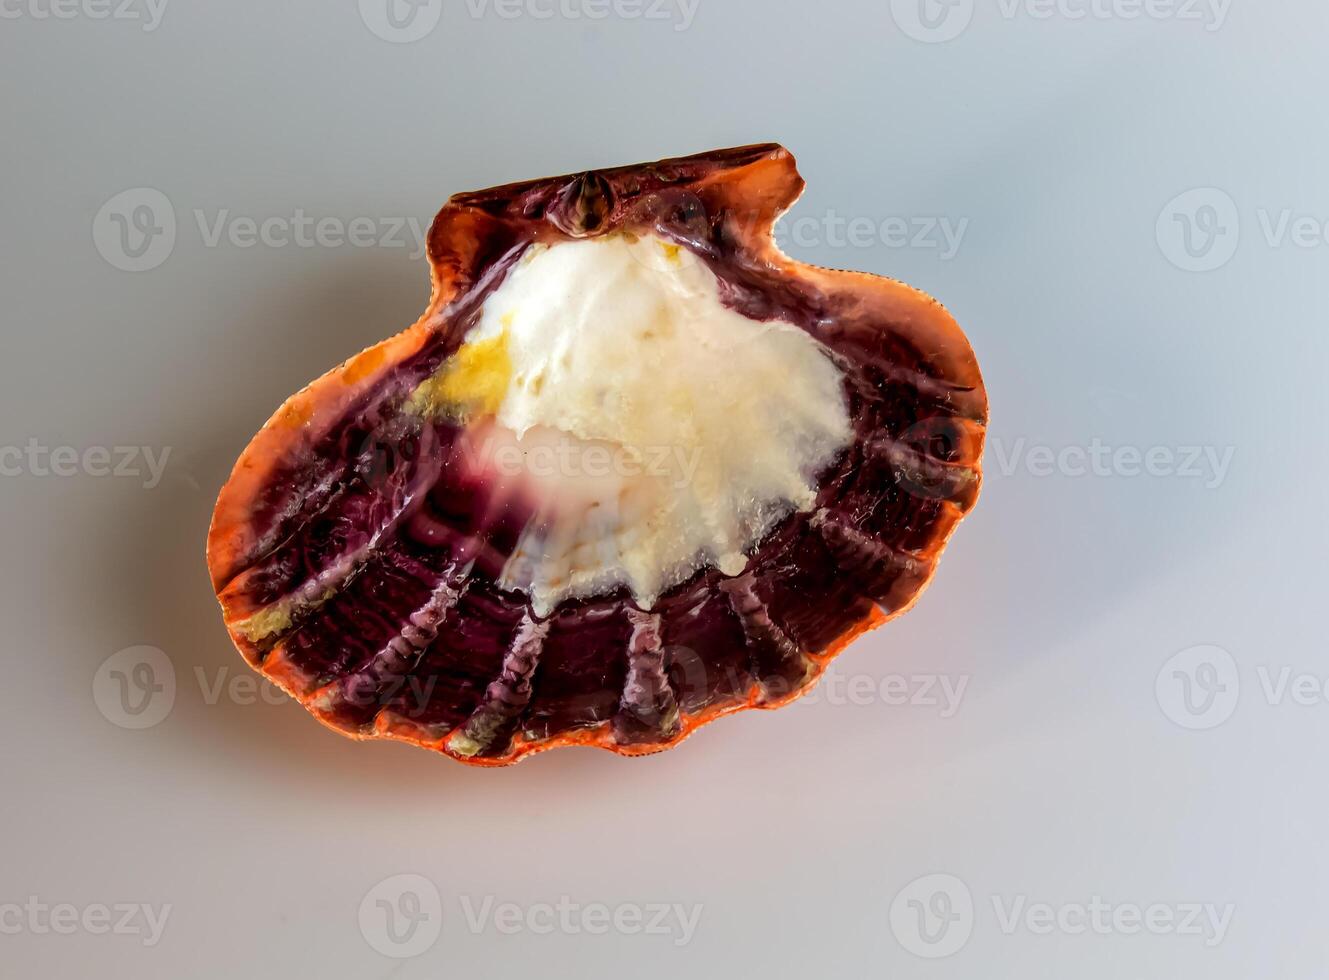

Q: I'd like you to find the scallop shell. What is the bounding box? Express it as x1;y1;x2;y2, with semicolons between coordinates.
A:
206;144;987;766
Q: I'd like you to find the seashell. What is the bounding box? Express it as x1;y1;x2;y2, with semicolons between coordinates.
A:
206;144;987;766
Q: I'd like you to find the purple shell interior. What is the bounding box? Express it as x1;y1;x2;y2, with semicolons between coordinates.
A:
210;145;987;760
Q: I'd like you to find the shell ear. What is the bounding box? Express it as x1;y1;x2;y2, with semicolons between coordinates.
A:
694;144;806;245
615;144;805;258
424;206;521;314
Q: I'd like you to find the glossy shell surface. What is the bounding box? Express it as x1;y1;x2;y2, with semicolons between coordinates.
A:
207;144;988;766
